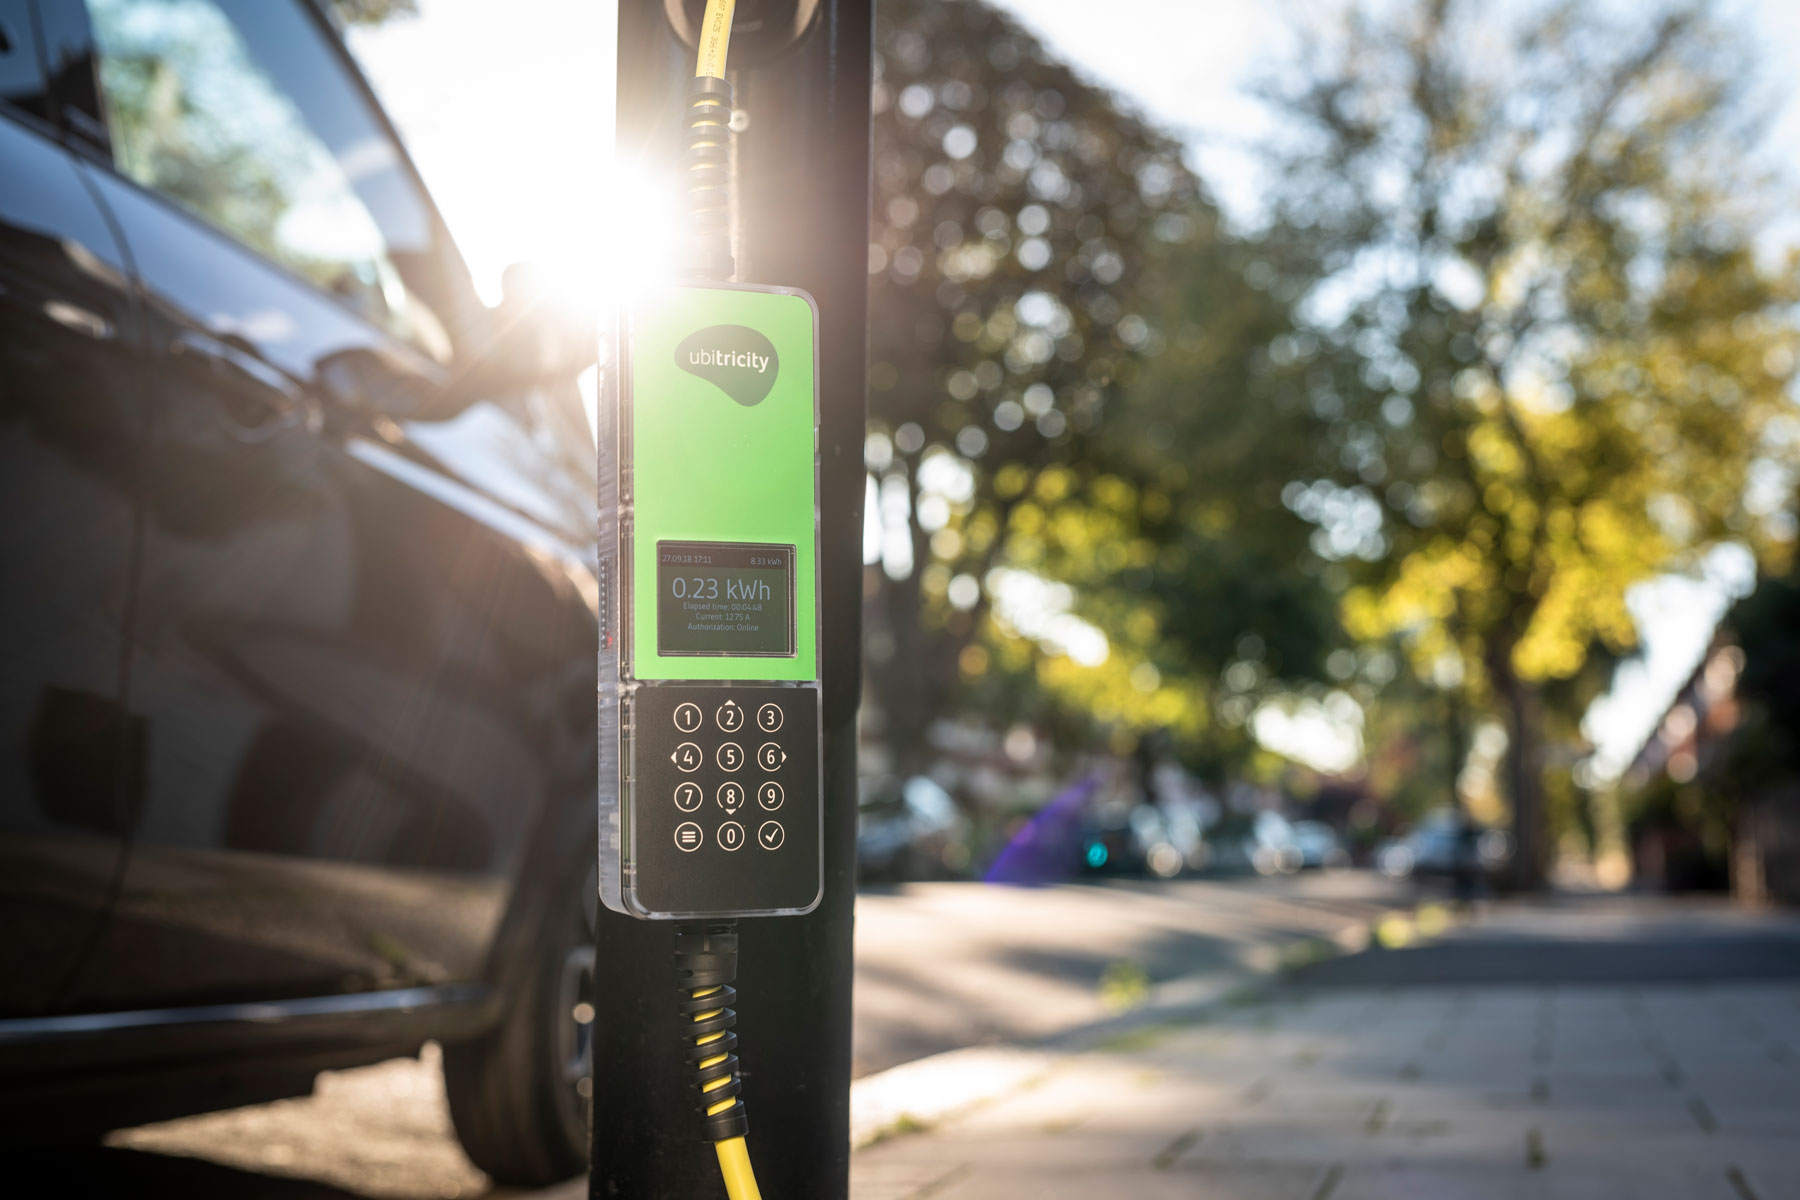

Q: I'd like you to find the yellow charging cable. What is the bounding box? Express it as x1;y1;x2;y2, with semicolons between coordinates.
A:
690;983;762;1200
694;0;738;79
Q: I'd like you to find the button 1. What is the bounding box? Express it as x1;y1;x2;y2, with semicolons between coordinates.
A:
672;742;702;773
758;821;785;850
674;782;703;811
756;703;784;733
673;702;702;733
717;781;745;813
719;821;746;851
717;741;744;772
674;822;703;852
757;781;784;811
716;701;745;732
756;742;786;771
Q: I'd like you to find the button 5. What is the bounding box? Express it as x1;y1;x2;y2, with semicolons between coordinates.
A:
717;742;744;772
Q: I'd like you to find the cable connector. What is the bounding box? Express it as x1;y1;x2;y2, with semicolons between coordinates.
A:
683;76;736;280
675;920;748;1142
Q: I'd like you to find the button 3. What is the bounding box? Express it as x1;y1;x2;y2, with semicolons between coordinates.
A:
719;821;746;851
673;702;702;733
758;821;785;850
757;781;783;811
674;822;703;852
674;782;703;811
756;703;783;733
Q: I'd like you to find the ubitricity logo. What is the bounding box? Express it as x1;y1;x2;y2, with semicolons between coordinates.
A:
676;325;780;406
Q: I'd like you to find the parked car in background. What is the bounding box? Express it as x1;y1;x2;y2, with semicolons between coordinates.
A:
858;776;972;882
1377;810;1512;887
1291;820;1350;870
0;0;595;1183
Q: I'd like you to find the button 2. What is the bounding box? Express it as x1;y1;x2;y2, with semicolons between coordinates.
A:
758;821;784;850
673;702;702;733
757;742;786;771
674;822;703;852
674;782;703;811
717;742;744;771
716;701;744;732
717;781;745;813
672;742;702;773
719;821;746;851
756;703;783;732
757;781;783;811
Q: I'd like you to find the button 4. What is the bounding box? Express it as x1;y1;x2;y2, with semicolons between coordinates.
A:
756;703;783;733
673;702;702;733
756;742;786;771
674;822;703;852
719;821;746;851
716;741;744;772
757;781;783;810
674;782;703;811
758;821;784;850
716;700;745;732
672;742;702;772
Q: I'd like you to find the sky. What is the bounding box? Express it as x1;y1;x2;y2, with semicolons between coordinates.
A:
343;0;1798;781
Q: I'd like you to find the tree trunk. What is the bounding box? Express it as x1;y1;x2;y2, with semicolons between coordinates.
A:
1495;659;1547;891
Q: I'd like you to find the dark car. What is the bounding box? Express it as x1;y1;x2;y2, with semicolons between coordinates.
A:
0;0;597;1184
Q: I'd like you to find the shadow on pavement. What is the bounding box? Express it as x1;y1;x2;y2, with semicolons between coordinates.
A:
6;1147;380;1200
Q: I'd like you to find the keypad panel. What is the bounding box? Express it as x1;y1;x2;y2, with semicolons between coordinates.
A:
630;684;820;915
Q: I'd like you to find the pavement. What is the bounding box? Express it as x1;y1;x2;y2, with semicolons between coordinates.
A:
849;897;1800;1200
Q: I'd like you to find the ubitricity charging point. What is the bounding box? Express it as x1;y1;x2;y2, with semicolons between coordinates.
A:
597;282;824;922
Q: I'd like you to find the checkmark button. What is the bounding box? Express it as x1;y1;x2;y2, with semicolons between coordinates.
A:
757;821;785;850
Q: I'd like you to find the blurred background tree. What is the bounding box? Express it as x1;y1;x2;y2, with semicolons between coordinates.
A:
1249;0;1800;885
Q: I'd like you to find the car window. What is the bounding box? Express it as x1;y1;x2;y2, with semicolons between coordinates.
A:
0;0;50;122
85;0;454;363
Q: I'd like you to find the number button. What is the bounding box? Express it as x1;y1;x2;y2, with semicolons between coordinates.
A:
756;703;783;733
673;702;702;733
717;742;744;772
716;701;745;732
757;781;783;811
719;821;746;851
717;781;745;813
674;782;703;811
758;821;785;850
672;742;702;773
674;822;703;852
757;742;786;771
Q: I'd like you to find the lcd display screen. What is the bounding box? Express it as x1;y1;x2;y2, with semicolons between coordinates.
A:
656;541;796;657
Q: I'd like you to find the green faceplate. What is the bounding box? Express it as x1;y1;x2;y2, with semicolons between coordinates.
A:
628;284;819;682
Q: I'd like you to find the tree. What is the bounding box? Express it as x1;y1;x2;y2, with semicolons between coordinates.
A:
1253;0;1800;884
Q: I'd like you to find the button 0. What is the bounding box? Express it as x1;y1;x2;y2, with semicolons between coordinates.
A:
717;781;745;813
673;702;702;733
756;703;783;733
758;821;785;850
756;742;786;771
674;822;703;852
719;821;746;851
757;781;783;811
716;742;744;771
674;782;703;811
716;701;745;732
672;742;703;772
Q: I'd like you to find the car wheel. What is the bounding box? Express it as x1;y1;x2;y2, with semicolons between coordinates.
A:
443;857;595;1186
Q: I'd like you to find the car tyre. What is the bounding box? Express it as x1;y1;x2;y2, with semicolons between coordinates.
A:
443;857;595;1186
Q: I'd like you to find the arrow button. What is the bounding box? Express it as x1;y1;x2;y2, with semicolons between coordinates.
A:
757;742;786;771
672;742;702;772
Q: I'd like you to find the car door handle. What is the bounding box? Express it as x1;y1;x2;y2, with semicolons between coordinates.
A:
169;330;320;443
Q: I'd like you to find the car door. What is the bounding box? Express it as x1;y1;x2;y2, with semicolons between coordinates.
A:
50;0;600;1012
0;0;142;1019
